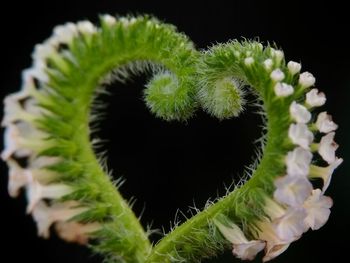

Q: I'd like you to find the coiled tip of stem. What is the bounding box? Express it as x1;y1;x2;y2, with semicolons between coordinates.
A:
197;77;245;120
144;72;196;121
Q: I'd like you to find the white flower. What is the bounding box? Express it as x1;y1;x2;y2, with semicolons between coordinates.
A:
306;88;326;107
289;101;311;123
215;221;265;260
244;57;254;66
53;22;78;44
299;72;315;88
2;96;30;126
287;61;301;75
256;221;290;262
309;158;343;193
55;221;100;244
316;112;338;133
102;14;116;26
286;147;313;177
26;181;73;212
32;201;88;238
1;124;32;160
263;59;273;70
1;122;48;161
270;69;285;82
318;132;338;164
274;82;294;97
273;208;308;241
77;21;96;34
7;159;32;197
32;43;56;62
274;175;313;207
288;123;314;149
272;50;284;63
303;189;333;230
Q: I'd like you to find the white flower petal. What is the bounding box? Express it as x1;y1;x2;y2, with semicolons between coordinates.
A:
32;201;87;238
274;82;294;97
272;50;284;63
77;21;96;34
316;112;338;133
55;221;100;244
7;159;33;197
303;189;333;230
306;88;326;107
244;57;254;66
233;241;266;261
290;101;311;123
1;122;47;160
286;147;313;177
102;14;116;26
309;158;343;193
299;72;315;88
274;208;308;241
215;221;265;261
256;221;291;262
270;69;285;82
53;22;78;44
26;181;73;213
287;61;301;75
288;123;314;149
263;59;273;70
32;43;56;62
274;175;313;207
318;132;338;164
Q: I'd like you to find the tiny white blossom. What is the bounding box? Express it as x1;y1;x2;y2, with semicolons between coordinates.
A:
244;57;254;66
263;59;273;70
274;83;294;97
288;123;314;149
2;95;31;126
299;72;315;88
26;181;73;212
289;101;311;123
270;69;285;82
256;221;291;262
274;208;308;241
29;62;49;82
316;112;338;133
7;159;32;197
318;132;338;164
286;147;313;177
102;14;116;26
1;122;47;161
53;22;78;44
77;21;96;34
215;221;265;260
306;88;326;107
274;175;313;207
303;189;333;230
273;50;284;63
55;221;100;244
309;158;343;193
287;61;301;75
32;201;88;238
32;43;56;62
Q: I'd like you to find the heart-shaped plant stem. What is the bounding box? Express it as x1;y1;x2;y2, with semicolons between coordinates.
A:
2;15;342;263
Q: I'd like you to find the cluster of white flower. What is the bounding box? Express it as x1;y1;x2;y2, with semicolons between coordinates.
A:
216;54;342;262
1;19;104;243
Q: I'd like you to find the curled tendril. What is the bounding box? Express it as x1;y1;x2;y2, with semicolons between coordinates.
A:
1;14;342;263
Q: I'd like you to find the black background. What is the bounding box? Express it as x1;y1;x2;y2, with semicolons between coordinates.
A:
1;1;349;262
